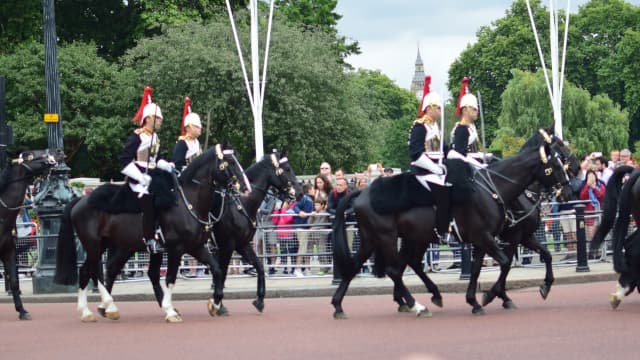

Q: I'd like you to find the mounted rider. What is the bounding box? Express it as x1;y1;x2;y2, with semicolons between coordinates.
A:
173;97;202;172
119;86;175;254
447;77;486;204
408;75;451;242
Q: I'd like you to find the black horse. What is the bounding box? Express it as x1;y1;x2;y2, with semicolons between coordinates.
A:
205;150;301;315
330;129;572;318
393;133;579;313
590;165;640;309
0;149;59;320
142;150;301;316
54;144;246;322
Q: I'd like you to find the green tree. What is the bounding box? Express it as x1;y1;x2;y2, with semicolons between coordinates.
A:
0;42;139;178
122;14;369;174
0;0;42;54
346;69;418;169
448;0;550;143
275;0;360;63
495;69;628;157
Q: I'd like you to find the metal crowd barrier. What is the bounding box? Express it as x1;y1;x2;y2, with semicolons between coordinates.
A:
1;202;633;285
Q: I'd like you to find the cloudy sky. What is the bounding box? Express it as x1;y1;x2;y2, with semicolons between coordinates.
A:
335;0;640;98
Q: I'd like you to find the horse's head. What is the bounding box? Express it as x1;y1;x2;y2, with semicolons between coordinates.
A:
538;126;580;177
212;143;249;193
267;149;302;201
533;129;573;202
11;149;58;176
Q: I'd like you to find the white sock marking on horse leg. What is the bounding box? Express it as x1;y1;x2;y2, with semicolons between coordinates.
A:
77;288;92;318
97;282;118;313
615;283;628;301
410;302;426;315
162;283;178;318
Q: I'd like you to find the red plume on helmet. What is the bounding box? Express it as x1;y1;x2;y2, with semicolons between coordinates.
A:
417;75;431;118
181;97;192;136
455;77;470;116
132;86;153;125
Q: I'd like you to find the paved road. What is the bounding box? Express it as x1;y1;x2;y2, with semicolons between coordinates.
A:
0;281;637;360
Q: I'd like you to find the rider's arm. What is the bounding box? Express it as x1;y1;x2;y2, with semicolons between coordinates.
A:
172;140;187;170
408;123;427;161
119;134;140;168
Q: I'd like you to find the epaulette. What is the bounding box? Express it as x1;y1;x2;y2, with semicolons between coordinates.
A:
134;128;144;135
413;118;424;125
178;135;187;141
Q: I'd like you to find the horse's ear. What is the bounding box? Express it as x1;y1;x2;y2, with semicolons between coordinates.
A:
546;121;555;136
222;138;231;149
280;148;288;158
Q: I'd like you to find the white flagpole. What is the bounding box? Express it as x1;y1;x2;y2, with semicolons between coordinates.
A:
250;0;264;160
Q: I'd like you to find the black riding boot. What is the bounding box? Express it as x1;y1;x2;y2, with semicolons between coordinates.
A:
431;184;451;244
139;194;164;254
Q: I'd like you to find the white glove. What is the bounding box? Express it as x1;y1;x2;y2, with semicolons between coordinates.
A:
157;159;175;172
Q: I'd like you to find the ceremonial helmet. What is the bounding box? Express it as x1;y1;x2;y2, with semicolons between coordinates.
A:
181;97;202;136
417;75;442;118
132;86;163;126
455;77;478;116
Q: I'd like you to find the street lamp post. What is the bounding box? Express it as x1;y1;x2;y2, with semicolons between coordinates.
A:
32;0;77;294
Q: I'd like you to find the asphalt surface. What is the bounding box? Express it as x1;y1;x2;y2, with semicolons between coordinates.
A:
0;280;637;360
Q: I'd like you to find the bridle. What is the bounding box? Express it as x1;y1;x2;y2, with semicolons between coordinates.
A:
0;151;57;210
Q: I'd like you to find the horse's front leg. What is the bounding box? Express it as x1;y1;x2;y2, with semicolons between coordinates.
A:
237;243;266;313
189;246;226;317
521;233;555;300
466;245;486;315
162;249;183;323
147;253;165;306
2;249;30;320
98;248;132;320
482;241;516;309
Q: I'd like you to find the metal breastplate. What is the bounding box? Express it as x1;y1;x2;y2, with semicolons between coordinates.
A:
184;138;202;166
135;132;160;168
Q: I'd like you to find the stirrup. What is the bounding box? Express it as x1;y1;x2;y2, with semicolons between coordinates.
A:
145;238;165;254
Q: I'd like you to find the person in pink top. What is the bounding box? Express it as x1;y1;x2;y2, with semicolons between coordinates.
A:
579;169;606;241
272;199;297;275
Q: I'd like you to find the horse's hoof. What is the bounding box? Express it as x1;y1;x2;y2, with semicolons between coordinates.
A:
417;310;433;318
333;311;348;320
472;307;485;316
81;314;97;323
97;307;106;318
19;312;32;321
252;299;264;313
397;304;411;313
502;300;518;310
216;306;230;317
481;292;495;307
207;300;219;317
165;314;183;323
105;311;120;320
431;296;443;308
610;293;621;310
539;285;550;300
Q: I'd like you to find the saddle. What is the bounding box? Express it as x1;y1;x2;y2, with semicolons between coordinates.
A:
87;169;177;214
369;172;434;214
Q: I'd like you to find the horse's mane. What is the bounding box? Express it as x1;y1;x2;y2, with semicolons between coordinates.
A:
0;165;13;193
244;155;272;180
518;130;547;154
179;147;218;185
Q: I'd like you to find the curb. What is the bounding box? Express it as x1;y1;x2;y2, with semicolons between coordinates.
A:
0;271;618;304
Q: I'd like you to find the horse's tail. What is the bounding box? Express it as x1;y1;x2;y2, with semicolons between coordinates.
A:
332;190;361;279
54;196;82;285
612;169;640;273
591;165;635;250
